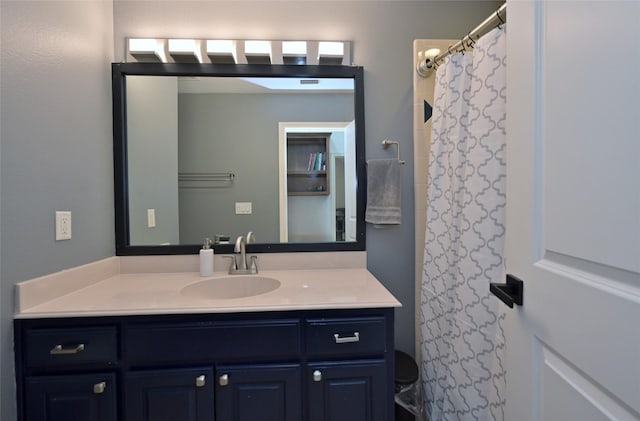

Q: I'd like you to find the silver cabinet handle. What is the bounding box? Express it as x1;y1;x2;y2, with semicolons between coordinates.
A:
334;332;359;344
93;382;106;394
219;374;229;386
196;375;206;387
50;344;85;355
313;370;322;382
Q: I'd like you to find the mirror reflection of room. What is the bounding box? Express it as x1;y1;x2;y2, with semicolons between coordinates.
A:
125;75;355;246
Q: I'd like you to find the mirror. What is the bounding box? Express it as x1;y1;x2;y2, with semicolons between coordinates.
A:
113;63;365;255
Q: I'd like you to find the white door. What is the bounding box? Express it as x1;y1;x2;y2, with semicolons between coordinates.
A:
505;1;640;420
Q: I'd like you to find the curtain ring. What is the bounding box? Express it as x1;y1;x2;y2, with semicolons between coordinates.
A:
496;10;505;28
447;44;454;56
466;32;476;49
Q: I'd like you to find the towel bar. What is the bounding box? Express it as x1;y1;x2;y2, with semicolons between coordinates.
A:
381;140;405;164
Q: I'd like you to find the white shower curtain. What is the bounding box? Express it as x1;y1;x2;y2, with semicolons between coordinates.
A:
420;26;506;421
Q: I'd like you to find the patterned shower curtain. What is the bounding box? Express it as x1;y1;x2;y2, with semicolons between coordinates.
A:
420;26;507;421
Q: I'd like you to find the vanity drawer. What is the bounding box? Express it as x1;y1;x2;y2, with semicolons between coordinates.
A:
126;319;301;364
24;326;118;369
305;317;387;357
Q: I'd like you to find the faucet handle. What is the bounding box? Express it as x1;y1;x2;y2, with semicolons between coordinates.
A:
223;255;236;273
248;255;258;274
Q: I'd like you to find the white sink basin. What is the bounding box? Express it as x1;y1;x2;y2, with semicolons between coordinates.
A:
181;276;281;300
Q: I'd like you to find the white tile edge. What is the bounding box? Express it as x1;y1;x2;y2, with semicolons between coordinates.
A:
15;257;120;313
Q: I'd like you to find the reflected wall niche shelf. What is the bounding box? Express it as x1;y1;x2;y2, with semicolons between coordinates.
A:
287;133;330;196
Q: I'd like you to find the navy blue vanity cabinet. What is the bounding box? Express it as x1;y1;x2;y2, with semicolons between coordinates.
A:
14;322;120;421
124;318;302;365
25;373;117;421
124;367;215;421
305;315;394;421
15;308;394;421
215;363;302;420
307;360;387;421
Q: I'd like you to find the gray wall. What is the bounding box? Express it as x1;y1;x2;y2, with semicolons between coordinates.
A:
178;92;353;244
0;1;114;419
0;1;498;418
127;76;180;245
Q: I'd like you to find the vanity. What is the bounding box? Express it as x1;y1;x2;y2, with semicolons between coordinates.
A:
14;60;397;420
14;255;400;421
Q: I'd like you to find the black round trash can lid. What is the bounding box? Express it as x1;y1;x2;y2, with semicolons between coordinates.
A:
395;350;419;385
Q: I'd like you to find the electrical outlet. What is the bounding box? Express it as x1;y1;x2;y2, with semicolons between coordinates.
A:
55;211;72;240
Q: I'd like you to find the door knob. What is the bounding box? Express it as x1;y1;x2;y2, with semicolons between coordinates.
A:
490;274;524;308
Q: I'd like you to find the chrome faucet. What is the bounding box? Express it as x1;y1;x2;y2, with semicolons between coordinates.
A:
228;232;258;274
234;235;248;271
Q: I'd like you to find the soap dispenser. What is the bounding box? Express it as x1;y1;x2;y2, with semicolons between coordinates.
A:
200;238;214;277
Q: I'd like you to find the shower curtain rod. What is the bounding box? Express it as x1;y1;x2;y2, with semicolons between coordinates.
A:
417;2;506;77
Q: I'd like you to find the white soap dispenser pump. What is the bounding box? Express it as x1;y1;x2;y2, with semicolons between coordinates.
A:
199;238;214;277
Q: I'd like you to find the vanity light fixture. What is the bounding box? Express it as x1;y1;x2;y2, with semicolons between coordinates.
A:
128;38;166;62
318;41;345;65
282;41;307;65
126;38;351;65
244;40;272;64
168;39;203;63
206;40;238;64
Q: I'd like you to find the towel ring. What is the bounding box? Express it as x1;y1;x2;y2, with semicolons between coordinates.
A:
381;140;405;164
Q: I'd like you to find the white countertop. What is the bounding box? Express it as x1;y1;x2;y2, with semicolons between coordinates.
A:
15;254;401;319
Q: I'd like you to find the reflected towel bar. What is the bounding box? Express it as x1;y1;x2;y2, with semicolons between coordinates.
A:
178;172;235;189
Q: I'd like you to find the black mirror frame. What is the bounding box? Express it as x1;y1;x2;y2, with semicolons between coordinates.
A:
112;62;366;255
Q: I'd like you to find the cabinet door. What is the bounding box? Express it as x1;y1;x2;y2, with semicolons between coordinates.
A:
308;360;388;421
125;367;214;421
216;363;301;421
25;373;116;421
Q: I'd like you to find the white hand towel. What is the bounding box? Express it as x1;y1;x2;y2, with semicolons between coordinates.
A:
365;159;401;225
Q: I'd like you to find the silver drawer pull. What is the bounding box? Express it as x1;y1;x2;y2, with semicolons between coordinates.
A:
93;382;106;394
334;332;360;344
313;370;322;382
219;374;229;386
196;375;206;387
50;344;85;355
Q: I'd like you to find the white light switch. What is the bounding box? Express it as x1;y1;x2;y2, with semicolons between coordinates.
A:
147;209;156;227
235;202;252;215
